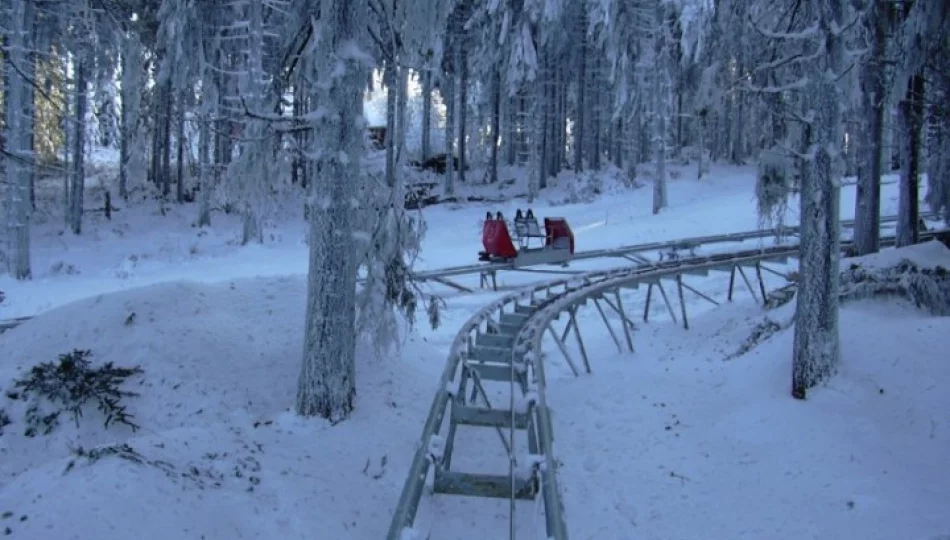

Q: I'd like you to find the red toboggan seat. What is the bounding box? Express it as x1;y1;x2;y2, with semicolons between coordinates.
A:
544;217;575;254
482;218;518;259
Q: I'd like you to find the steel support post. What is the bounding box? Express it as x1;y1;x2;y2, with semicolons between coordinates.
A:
728;265;737;301
546;323;580;376
755;262;768;306
679;280;720;306
433;276;474;293
757;263;789;280
676;275;689;330
736;265;758;303
593;297;623;353
568;307;592;374
644;282;654;322
613;291;635;351
656;280;678;324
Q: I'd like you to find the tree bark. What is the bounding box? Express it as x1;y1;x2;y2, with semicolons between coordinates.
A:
853;5;888;255
792;0;843;399
574;12;587;173
421;68;432;161
457;43;468;184
896;75;924;247
70;57;87;235
176;93;186;204
297;0;367;421
4;0;34;279
488;67;500;184
443;70;456;196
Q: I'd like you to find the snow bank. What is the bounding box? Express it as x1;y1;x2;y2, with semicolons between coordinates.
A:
0;277;438;539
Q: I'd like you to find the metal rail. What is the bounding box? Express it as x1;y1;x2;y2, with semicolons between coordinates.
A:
410;212;932;288
387;224;947;540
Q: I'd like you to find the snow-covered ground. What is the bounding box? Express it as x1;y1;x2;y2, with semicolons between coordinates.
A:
1;158;948;540
549;241;950;540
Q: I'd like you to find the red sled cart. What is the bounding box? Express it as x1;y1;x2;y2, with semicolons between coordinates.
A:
478;208;575;268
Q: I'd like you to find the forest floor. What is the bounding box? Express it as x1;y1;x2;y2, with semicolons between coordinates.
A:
1;153;948;539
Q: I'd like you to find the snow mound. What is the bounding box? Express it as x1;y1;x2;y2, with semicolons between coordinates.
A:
840;240;950;315
846;239;950;270
0;277;436;539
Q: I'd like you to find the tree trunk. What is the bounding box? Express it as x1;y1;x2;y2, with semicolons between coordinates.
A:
652;6;669;215
119;33;141;200
297;0;367;421
574;14;587;173
505;93;517;166
70;57;87;235
590;56;601;171
421;68;432;161
457;44;468;184
697;112;706;179
896;75;924;247
396;64;408;175
517;93;528;164
4;0;34;279
62;51;71;229
488;66;500;184
176;94;186;204
853;6;888;255
162;82;173;197
384;64;397;188
197;76;214;227
443;72;455;196
925;79;950;224
241;0;266;245
791;0;843;399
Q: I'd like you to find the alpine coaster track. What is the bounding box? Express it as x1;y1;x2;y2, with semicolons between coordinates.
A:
387;224;949;540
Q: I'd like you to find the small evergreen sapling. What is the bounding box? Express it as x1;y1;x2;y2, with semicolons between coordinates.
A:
6;349;144;436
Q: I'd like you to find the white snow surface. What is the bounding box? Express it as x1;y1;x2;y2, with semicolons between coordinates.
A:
1;157;949;539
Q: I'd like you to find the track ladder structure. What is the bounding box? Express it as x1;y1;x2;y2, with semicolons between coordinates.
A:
436;284;582;538
387;279;595;539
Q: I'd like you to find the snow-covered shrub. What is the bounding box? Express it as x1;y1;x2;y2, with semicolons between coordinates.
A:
839;259;950;315
354;160;443;358
2;349;144;437
755;146;793;233
564;170;604;204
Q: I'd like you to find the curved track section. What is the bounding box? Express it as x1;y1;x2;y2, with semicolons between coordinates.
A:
388;228;948;540
411;212;936;289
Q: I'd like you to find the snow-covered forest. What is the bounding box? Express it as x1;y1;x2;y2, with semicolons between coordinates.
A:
3;0;948;409
1;0;949;538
